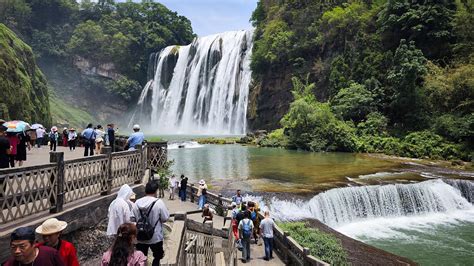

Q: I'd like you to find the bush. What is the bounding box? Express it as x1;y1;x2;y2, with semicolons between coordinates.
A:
278;222;348;265
258;128;288;147
331;82;375;122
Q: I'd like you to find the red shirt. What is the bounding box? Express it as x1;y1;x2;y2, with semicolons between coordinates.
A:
6;135;19;155
3;245;65;266
36;240;79;266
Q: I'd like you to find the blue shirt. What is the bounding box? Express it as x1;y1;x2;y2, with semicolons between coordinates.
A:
82;128;96;140
127;132;144;150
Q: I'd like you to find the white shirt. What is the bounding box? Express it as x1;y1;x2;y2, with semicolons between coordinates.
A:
68;131;77;141
132;196;170;244
36;128;45;138
260;217;275;238
107;185;134;236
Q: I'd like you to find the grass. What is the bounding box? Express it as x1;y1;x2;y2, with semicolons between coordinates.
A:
192;137;240;144
49;92;96;129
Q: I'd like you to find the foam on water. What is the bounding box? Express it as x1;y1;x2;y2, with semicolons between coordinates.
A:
358;171;408;179
167;141;204;150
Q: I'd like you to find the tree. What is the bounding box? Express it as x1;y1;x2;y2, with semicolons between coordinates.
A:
67;20;107;61
331;82;375;122
387;40;428;128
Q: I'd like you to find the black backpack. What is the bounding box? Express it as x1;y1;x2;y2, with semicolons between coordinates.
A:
136;200;159;241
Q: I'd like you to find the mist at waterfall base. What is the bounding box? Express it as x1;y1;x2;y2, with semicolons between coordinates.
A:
130;30;252;135
270;179;474;265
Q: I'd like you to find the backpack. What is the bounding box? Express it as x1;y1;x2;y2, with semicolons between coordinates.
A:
136;200;159;241
250;211;257;221
242;220;252;238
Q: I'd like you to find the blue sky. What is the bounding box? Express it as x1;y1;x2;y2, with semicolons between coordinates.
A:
159;0;258;36
110;0;258;36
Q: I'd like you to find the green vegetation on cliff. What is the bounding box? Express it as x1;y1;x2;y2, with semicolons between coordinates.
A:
0;23;51;125
251;0;473;161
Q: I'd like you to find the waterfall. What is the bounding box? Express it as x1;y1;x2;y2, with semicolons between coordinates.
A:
130;30;253;134
271;179;474;227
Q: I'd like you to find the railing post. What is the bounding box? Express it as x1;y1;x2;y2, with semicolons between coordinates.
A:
101;146;113;195
136;144;144;184
50;152;64;213
217;194;225;216
283;231;290;264
303;247;310;266
189;185;195;203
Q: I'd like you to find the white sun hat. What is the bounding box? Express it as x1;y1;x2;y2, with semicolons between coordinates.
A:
35;218;68;235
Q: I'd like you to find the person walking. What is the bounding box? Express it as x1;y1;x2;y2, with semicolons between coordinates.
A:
27;129;36;148
157;175;166;198
49;127;59;152
107;184;135;236
107;124;115;152
238;211;254;263
125;124;144;151
232;189;243;206
102;223;146;266
197;179;208;210
179;174;188;201
15;131;28;167
4;227;65;266
131;181;170;266
260;210;275;261
36;126;45;148
68;128;77;151
0;127;11;169
168;175;177;200
95;125;105;154
62;128;68;147
6;132;19;167
82;123;96;156
36;218;80;266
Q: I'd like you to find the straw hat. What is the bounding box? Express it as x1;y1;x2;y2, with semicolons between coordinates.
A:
199;179;205;185
36;218;67;235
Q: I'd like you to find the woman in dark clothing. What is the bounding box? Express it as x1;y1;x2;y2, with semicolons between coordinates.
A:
16;132;28;167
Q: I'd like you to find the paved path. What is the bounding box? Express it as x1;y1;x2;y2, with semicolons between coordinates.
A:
15;145;92;167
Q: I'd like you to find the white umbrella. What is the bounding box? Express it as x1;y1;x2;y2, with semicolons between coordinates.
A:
31;123;43;129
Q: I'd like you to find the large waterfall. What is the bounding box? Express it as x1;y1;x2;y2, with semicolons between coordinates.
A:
130;30;253;134
271;179;474;227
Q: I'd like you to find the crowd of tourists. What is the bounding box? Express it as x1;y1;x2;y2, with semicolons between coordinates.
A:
0;121;148;169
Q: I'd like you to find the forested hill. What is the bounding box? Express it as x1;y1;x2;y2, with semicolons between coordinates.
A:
250;0;473;161
0;0;195;127
0;23;51;125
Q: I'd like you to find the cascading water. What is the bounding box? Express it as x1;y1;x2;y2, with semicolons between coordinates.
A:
271;179;474;227
130;30;253;134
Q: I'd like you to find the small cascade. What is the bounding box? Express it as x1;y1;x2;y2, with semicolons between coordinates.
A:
271;179;474;227
130;30;253;134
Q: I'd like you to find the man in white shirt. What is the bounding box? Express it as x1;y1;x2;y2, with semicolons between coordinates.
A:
259;210;275;261
238;211;254;263
36;127;45;148
131;181;170;266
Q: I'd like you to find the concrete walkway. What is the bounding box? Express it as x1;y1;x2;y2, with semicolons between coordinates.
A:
14;145;92;167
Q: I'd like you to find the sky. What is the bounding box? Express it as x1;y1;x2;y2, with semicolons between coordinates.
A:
115;0;258;36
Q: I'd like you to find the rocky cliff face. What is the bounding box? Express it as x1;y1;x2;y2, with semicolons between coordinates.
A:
0;23;51;125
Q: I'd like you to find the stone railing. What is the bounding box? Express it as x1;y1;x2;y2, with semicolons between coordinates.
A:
0;142;165;225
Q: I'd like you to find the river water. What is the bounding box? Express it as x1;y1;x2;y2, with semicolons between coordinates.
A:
166;141;474;265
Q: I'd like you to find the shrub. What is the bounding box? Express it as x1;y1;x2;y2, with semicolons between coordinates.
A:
278;222;348;265
258;128;288;147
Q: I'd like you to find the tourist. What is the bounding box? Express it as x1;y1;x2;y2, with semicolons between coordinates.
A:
27;129;37;148
260;210;275;261
36;126;45;148
125;124;144;151
107;184;135;236
179;174;188;202
248;201;261;244
157;175;166;198
202;203;213;223
232;189;243;206
168;175;177;200
0;126;11;169
6;132;19;167
36;218;80;266
82;123;96;156
49;127;59;152
16;131;28;167
68;128;77;151
238;211;254;263
4;227;65;266
230;202;240;240
101;223;146;266
62;128;68;147
197;179;208;210
95;125;105;154
131;181;170;266
106;124;115;152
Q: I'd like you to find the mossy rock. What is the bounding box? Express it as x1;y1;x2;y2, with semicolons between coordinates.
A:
0;24;51;125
